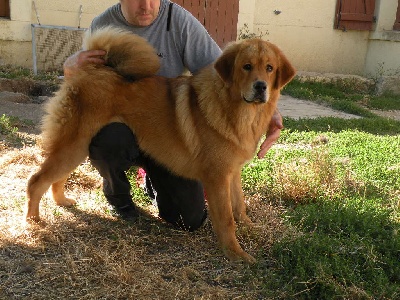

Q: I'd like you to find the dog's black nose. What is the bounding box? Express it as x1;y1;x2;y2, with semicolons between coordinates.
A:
254;81;267;92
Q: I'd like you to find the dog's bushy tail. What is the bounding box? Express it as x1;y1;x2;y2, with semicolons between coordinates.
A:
82;26;160;79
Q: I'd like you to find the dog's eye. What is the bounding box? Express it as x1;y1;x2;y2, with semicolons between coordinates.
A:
243;64;252;71
266;64;273;72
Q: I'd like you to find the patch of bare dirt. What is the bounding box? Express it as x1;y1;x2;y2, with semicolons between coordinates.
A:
0;77;59;127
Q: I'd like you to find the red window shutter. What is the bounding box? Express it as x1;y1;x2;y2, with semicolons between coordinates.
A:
0;0;10;18
394;1;400;30
334;0;376;31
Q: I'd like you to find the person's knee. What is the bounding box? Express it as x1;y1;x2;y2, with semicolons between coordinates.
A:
183;210;207;232
160;209;207;232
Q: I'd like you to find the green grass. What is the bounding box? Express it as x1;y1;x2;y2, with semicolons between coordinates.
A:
367;93;400;110
239;129;400;298
269;198;399;299
0;64;60;82
0;114;19;135
283;116;400;135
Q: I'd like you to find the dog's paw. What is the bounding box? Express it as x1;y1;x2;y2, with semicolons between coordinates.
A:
55;197;77;207
225;248;256;264
237;215;254;228
242;252;257;264
25;214;43;225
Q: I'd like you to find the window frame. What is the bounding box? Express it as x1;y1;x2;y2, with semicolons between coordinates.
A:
0;0;10;19
394;0;400;30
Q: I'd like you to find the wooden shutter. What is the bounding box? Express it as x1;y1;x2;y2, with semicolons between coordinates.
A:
173;0;239;48
334;0;376;31
394;1;400;30
0;0;10;18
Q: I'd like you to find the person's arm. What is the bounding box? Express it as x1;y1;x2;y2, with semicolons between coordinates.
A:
257;110;283;158
63;20;108;79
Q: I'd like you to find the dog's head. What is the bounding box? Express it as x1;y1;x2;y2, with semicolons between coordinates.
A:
214;39;296;103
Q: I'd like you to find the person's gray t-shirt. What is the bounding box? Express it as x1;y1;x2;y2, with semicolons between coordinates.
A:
90;0;222;78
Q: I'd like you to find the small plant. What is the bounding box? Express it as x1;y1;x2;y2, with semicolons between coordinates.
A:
370;61;400;81
0;64;60;83
0;114;19;135
0;114;21;146
238;23;268;40
0;114;35;147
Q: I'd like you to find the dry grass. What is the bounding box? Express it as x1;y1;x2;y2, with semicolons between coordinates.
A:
0;135;287;299
270;140;362;204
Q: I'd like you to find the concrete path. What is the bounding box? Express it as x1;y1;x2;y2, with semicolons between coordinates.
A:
0;98;45;124
0;94;362;126
278;94;361;119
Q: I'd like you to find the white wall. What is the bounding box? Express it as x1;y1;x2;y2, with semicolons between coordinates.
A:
1;0;399;76
237;0;400;77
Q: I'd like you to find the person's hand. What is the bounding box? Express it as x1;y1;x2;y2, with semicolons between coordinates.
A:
63;49;107;78
257;110;283;158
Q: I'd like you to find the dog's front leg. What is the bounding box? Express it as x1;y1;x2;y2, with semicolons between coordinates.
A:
203;175;255;263
230;170;253;227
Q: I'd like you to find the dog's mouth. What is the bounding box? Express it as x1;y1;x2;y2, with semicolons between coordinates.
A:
242;92;267;104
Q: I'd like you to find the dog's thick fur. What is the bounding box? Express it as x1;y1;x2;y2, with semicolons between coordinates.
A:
26;27;295;262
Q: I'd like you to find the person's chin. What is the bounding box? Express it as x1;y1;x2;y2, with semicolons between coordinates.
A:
137;15;154;26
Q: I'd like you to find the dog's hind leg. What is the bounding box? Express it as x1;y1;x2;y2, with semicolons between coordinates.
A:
52;175;77;206
26;144;88;222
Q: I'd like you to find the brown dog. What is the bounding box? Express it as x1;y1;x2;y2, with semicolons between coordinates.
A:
26;27;295;262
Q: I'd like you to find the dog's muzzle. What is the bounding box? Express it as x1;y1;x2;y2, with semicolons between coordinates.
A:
243;80;268;103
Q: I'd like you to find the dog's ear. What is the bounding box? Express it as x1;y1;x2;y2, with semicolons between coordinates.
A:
214;42;241;85
274;50;296;90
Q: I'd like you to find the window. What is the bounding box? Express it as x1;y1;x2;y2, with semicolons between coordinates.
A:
394;1;400;30
334;0;376;31
0;0;10;18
